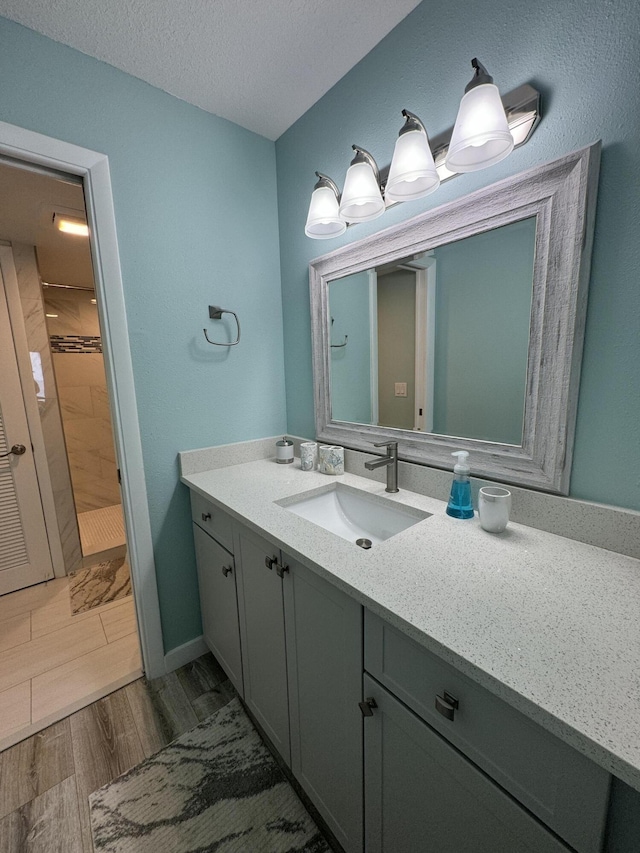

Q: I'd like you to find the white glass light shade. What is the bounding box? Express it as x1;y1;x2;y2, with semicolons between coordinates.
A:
305;186;347;239
445;83;514;173
386;129;440;202
339;161;385;223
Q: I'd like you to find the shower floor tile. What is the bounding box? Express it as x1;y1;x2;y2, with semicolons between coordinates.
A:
77;504;126;558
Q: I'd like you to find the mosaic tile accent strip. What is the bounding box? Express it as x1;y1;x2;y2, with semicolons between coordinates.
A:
50;335;103;353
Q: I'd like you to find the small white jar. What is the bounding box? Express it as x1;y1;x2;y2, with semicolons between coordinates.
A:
275;436;294;464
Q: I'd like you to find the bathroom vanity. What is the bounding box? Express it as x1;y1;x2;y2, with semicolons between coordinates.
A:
181;454;640;853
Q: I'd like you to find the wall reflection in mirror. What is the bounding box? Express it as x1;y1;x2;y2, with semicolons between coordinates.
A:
328;216;536;447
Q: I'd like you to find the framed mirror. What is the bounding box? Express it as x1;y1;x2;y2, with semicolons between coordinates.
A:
310;143;601;494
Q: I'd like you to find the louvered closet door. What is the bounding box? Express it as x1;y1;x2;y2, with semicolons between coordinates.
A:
0;279;53;595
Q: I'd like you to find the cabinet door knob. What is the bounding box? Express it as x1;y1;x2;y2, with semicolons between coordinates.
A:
359;697;378;717
275;562;289;578
435;692;459;721
201;512;211;522
265;555;276;570
221;565;233;577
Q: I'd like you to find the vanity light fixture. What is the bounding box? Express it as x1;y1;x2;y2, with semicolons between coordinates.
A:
386;110;440;202
53;212;89;237
305;61;541;239
338;146;385;223
305;172;347;239
445;58;514;173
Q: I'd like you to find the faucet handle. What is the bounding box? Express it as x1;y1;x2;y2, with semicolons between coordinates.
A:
373;440;397;450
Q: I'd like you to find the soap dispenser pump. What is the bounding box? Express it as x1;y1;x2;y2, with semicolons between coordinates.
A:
446;451;474;519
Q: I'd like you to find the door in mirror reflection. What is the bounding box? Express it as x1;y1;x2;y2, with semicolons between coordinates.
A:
328;216;536;446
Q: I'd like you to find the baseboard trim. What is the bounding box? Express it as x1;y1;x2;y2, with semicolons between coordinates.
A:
164;635;208;673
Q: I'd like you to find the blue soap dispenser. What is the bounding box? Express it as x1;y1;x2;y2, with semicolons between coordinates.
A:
446;451;474;519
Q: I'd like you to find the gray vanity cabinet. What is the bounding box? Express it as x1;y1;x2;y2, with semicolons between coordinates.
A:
189;485;613;853
283;554;363;853
234;526;291;765
363;674;571;853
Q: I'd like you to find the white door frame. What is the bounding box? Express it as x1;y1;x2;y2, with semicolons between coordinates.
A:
367;269;379;425
414;260;437;433
0;120;165;678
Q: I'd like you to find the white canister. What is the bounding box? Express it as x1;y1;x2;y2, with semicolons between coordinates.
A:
300;441;318;471
478;486;512;533
275;436;294;464
319;444;344;475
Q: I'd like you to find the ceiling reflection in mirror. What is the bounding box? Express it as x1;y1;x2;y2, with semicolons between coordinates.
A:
328;216;536;446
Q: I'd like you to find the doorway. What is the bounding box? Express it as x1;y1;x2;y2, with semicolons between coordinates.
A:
0;160;144;743
0;119;164;749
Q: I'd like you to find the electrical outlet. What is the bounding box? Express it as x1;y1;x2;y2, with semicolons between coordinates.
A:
394;382;407;397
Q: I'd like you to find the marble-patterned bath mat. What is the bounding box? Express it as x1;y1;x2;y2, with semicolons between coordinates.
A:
89;697;330;853
69;557;131;614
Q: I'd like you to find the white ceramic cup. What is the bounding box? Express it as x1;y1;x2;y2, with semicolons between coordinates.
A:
300;441;318;471
478;487;512;533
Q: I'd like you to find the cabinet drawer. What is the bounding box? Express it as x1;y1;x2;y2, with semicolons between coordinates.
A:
364;611;610;853
190;490;233;552
364;675;571;853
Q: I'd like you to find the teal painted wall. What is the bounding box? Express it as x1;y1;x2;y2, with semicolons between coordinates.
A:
0;17;286;652
432;218;535;444
276;0;640;511
328;272;372;423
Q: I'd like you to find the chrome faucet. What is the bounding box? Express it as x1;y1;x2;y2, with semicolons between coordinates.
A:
364;441;399;493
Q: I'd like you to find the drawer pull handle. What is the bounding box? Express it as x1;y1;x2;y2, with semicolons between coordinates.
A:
221;565;233;577
265;555;276;570
359;697;378;717
201;512;212;522
435;692;459;721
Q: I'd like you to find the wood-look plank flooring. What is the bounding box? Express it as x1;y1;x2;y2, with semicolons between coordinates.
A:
0;653;234;853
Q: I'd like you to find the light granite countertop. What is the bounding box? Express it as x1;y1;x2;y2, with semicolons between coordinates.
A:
181;458;640;791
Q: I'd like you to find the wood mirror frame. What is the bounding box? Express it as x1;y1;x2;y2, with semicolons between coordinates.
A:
309;143;601;494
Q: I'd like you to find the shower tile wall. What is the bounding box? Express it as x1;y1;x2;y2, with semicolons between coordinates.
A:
13;243;82;572
43;287;120;513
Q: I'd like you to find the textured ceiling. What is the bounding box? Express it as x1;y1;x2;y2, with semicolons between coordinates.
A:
0;0;422;140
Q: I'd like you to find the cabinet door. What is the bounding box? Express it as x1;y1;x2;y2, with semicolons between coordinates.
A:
193;525;243;694
363;675;570;853
284;555;363;853
235;526;290;764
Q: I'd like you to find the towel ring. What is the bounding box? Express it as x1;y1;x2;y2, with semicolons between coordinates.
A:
330;316;348;348
203;305;241;346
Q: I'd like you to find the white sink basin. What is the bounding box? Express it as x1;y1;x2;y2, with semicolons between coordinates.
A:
276;483;430;547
